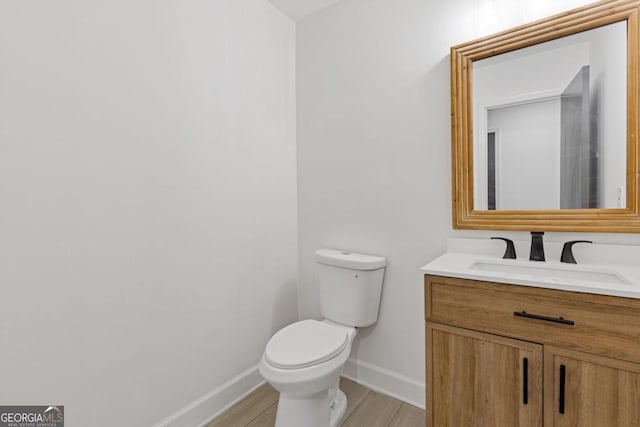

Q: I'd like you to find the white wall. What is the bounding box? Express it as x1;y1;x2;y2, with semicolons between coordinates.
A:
297;0;602;406
0;1;297;426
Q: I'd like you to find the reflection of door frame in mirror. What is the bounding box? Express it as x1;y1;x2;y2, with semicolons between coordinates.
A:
451;0;640;232
486;129;498;210
475;88;563;210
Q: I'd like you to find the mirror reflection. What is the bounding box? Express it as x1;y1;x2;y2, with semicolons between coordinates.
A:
473;21;627;211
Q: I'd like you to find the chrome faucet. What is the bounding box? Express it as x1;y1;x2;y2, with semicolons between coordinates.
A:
529;232;545;261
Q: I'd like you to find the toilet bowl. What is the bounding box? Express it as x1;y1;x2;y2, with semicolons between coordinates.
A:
259;319;356;427
260;249;386;427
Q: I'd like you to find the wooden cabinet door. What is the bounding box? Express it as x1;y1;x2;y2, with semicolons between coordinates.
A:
544;346;640;426
426;323;542;427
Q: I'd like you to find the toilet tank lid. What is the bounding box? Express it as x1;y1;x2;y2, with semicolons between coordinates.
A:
315;249;386;271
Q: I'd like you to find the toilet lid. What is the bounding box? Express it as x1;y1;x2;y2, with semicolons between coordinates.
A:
265;320;348;369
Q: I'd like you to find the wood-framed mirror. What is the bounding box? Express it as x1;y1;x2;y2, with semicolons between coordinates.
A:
451;0;640;232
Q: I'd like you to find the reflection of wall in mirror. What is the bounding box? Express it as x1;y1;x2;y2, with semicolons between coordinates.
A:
590;22;627;209
473;21;627;210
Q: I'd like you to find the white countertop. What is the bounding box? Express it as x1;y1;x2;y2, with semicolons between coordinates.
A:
421;239;640;299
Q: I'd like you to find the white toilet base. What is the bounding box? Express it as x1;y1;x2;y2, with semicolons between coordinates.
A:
329;390;347;427
274;388;348;427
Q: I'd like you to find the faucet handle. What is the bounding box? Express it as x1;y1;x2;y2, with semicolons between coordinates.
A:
560;240;593;264
491;237;517;259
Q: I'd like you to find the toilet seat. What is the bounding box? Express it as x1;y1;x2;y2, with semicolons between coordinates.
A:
265;320;348;369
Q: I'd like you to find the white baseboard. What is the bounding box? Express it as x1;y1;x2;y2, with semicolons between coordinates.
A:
152;364;265;427
342;358;425;409
152;358;425;427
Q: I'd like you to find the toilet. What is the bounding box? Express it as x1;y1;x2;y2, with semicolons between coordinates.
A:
259;249;386;427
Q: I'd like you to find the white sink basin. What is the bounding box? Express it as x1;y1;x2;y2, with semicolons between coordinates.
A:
470;259;631;285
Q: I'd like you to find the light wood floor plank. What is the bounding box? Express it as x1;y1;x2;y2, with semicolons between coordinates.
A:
340;390;402;427
339;377;370;423
388;403;425;427
205;383;279;427
205;377;425;427
245;402;277;427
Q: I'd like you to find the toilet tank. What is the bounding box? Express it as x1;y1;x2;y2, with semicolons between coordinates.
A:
315;249;386;327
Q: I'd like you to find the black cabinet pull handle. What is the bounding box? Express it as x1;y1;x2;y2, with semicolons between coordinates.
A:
514;311;575;325
523;357;529;405
559;364;566;414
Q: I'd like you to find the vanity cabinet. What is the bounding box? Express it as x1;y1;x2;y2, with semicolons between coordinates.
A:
427;323;542;426
543;347;640;426
425;274;640;427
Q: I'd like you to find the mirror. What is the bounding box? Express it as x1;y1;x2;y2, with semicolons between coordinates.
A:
451;0;640;232
473;21;627;211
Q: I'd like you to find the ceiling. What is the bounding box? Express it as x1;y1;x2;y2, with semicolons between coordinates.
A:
268;0;344;21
